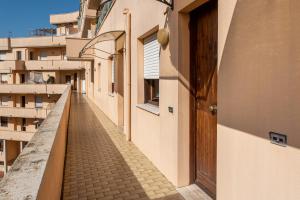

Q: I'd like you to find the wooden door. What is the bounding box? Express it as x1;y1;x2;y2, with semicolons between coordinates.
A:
190;1;218;198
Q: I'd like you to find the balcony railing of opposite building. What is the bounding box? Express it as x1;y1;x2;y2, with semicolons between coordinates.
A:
95;0;115;34
0;84;67;94
0;85;71;199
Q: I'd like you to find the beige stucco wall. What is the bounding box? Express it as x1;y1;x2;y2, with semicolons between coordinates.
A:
217;0;300;199
83;1;300;199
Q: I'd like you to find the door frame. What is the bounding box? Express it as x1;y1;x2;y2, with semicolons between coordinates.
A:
189;0;218;198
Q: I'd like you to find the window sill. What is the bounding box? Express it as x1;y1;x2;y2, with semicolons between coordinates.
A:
136;104;160;116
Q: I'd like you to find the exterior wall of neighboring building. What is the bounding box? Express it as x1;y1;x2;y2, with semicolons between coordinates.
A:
0;9;81;176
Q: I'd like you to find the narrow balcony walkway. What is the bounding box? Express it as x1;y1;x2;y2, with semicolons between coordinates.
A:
62;94;184;200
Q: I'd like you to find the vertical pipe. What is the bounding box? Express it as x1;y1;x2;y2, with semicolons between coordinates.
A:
3;140;7;174
124;10;132;141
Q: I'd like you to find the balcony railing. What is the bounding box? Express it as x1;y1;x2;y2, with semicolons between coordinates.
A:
25;60;86;70
0;107;50;119
0;85;71;199
50;11;79;25
95;0;114;33
0;38;11;51
0;84;67;94
0;60;25;72
10;36;66;48
0;130;35;142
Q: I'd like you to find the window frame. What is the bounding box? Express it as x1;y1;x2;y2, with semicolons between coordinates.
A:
35;96;43;108
0;117;8;128
143;33;160;106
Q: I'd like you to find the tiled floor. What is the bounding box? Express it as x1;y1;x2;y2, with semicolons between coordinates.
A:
177;184;212;200
62;94;184;200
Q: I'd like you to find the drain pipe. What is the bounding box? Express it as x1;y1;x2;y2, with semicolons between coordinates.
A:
124;9;131;141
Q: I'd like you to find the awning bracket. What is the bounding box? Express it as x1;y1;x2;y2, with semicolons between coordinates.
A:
155;0;174;10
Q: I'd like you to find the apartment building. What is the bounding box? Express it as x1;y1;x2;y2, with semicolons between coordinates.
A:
0;11;88;176
65;0;300;199
0;0;298;199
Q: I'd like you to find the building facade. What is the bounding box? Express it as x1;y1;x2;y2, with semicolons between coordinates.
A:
67;0;300;199
0;11;88;175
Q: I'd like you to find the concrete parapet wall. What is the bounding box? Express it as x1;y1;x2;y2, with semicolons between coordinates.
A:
0;86;71;199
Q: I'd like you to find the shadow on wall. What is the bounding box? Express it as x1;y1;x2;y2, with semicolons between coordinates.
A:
218;0;300;149
61;94;184;200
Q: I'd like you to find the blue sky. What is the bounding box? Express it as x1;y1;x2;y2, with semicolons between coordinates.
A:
0;0;79;38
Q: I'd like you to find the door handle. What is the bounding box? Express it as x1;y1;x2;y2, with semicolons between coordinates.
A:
209;105;217;114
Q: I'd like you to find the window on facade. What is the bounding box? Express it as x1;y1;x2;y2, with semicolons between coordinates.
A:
0;51;6;61
91;64;95;83
16;51;22;60
0;74;8;84
40;51;47;61
35;96;43;108
143;33;160;106
33;72;44;84
63;51;67;60
21;118;26;132
1;96;10;107
29;51;34;60
98;64;101;91
108;57;115;93
0;140;3;152
0;117;8;127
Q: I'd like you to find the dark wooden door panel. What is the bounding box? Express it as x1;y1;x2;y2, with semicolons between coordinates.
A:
190;0;218;198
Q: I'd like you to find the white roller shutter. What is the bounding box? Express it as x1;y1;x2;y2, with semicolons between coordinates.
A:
144;34;160;79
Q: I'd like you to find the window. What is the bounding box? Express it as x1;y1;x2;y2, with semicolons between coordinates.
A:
21;118;26;132
63;51;67;60
33;72;44;84
0;74;8;84
0;140;3;152
1;96;10;107
16;51;22;60
98;63;101;91
143;33;160;106
35;96;43;108
40;51;47;61
0;117;8;127
0;51;6;61
108;57;115;93
21;96;26;108
29;51;34;60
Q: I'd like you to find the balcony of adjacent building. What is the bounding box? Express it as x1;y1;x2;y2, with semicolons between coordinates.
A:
0;107;50;119
0;60;25;72
0;130;35;142
0;38;11;51
24;60;87;71
9;36;66;48
0;84;67;94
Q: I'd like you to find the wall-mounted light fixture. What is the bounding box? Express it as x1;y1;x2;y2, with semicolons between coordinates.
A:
157;28;169;47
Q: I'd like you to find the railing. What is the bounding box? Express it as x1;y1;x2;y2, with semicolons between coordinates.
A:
25;60;86;70
0;84;67;94
50;11;79;25
0;130;36;142
0;38;10;51
0;107;50;119
0;60;25;71
0;86;71;199
10;36;66;48
95;0;115;33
